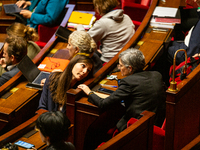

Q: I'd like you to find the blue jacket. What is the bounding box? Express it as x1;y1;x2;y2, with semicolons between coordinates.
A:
38;77;66;113
27;0;69;28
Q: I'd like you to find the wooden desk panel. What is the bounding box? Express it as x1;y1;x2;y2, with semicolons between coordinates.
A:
165;64;200;150
182;135;200;150
0;1;16;33
139;40;163;65
0;33;6;42
17;130;46;150
158;0;185;7
0;81;40;135
75;97;99;150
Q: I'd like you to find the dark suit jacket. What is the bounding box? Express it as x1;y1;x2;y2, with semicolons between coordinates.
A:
88;71;166;131
168;11;200;65
0;66;19;87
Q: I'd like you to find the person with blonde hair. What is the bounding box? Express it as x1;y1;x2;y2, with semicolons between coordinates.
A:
67;30;102;73
77;0;135;63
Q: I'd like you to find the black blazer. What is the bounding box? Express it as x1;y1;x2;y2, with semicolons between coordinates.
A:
0;66;20;87
168;11;200;65
88;71;166;131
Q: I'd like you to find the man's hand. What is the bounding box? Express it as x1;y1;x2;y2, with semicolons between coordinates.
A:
195;0;200;7
97;49;102;54
192;53;200;58
0;58;6;68
20;10;32;19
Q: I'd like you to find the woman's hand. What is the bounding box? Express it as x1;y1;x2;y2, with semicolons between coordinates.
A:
40;78;46;86
16;0;31;8
78;84;91;95
20;10;32;19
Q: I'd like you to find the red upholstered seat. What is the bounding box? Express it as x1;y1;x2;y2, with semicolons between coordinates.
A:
121;0;151;30
153;125;165;150
35;25;59;48
100;117;165;149
127;117;165;150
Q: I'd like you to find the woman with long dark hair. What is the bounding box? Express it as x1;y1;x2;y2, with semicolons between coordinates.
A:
38;55;94;113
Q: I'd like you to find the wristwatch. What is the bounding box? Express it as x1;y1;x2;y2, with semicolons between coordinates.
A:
88;91;95;95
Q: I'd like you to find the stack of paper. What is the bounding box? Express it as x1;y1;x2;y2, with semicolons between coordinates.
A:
150;6;181;29
68;11;96;30
150;17;175;29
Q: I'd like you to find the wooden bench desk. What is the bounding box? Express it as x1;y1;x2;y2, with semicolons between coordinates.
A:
0;33;6;42
0;0;191;149
0;81;40;135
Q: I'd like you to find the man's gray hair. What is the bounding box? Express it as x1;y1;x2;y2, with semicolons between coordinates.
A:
119;48;145;73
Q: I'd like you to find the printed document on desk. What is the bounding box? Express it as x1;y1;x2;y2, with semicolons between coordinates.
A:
152;6;178;18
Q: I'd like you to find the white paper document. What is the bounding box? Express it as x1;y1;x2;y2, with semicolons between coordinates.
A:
152;6;178;17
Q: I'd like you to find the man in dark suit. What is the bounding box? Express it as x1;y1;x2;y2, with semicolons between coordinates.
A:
0;36;27;86
168;0;200;65
78;48;166;150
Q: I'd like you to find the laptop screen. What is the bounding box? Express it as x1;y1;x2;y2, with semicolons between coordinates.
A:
3;4;26;14
17;55;41;83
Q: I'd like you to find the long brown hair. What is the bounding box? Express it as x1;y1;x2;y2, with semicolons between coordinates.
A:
49;55;94;105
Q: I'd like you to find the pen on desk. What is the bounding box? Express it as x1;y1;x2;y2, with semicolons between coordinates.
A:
100;84;118;88
152;28;168;32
